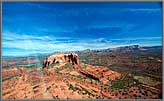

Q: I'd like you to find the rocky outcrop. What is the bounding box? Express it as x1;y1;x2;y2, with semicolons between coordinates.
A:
43;53;79;68
79;64;121;84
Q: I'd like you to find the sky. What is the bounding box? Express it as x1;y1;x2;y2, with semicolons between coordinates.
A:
2;2;163;56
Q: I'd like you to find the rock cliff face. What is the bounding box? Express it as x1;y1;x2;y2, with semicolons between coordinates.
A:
43;53;79;68
79;64;121;84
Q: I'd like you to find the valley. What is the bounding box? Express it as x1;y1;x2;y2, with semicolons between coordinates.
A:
2;45;162;99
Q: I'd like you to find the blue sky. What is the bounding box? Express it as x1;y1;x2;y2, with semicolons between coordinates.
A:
2;2;162;56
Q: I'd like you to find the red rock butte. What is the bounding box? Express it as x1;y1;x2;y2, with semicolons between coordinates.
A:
43;53;79;68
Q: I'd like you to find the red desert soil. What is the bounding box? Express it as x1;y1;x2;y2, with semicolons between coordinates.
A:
2;53;162;99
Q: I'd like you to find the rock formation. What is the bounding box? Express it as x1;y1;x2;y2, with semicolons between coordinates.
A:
79;64;121;84
43;53;79;68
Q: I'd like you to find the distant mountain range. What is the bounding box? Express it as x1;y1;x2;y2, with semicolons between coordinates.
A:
2;45;162;69
2;45;162;58
77;45;162;54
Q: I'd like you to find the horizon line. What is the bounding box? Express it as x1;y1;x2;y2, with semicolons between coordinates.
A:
2;44;162;57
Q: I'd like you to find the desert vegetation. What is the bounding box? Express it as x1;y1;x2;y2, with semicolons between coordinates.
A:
2;45;162;99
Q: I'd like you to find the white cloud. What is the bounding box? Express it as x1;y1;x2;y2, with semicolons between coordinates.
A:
111;37;162;41
128;8;161;12
2;31;162;56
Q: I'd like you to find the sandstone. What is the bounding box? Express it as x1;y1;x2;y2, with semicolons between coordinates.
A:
70;71;81;76
80;64;121;85
43;53;79;68
25;92;34;98
2;52;161;99
101;91;116;99
35;93;44;99
69;92;82;99
15;91;25;99
42;92;53;99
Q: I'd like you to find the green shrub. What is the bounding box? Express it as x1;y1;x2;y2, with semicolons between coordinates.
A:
2;66;10;68
111;80;125;89
2;75;17;81
48;63;57;69
69;84;76;91
63;63;72;69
